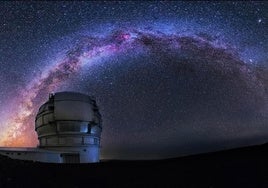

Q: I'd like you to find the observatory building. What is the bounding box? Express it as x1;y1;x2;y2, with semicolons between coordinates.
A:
0;92;102;163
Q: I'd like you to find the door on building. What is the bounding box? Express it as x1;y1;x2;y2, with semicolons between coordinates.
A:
62;153;80;163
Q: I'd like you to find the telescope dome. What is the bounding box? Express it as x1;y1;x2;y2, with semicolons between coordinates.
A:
35;92;102;162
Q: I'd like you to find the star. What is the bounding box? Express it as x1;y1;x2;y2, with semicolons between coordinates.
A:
0;1;267;159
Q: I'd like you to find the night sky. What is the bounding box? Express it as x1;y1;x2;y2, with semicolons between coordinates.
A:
0;1;267;160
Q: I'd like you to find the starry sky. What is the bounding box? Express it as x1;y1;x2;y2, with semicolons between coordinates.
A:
0;1;267;159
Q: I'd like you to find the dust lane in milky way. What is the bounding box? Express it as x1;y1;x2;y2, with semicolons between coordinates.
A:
0;29;133;146
0;27;267;158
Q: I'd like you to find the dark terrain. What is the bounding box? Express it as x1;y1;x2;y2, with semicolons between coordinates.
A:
1;143;268;188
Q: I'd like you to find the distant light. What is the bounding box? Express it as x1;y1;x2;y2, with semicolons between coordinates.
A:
122;34;130;40
258;19;262;23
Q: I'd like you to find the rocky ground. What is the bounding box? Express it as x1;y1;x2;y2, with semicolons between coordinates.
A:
1;143;268;188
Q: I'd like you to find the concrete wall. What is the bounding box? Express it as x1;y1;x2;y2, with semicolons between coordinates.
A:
80;146;100;163
0;149;61;163
0;146;100;163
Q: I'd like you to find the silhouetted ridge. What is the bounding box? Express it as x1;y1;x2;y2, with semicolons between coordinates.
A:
1;143;268;188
